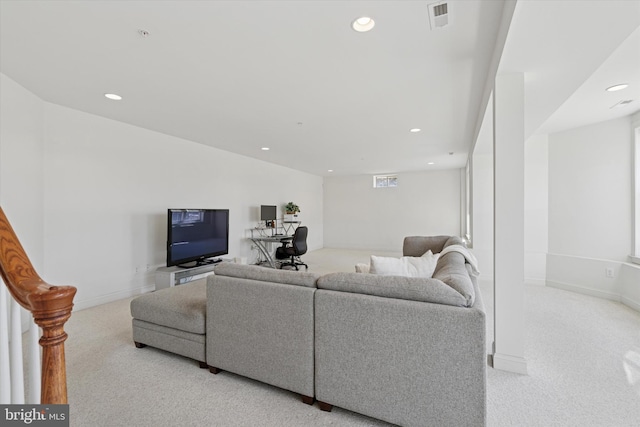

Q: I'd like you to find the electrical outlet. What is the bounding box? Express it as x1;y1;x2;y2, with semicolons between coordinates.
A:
605;267;615;279
136;265;149;274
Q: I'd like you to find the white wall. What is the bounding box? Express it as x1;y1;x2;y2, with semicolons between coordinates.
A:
0;73;45;328
323;170;461;251
524;134;548;285
1;73;323;311
472;134;548;283
0;74;44;270
549;117;631;261
42;103;323;309
547;116;637;308
472;153;494;280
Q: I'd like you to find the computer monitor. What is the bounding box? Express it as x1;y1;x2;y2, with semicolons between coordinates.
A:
260;205;277;230
260;205;277;221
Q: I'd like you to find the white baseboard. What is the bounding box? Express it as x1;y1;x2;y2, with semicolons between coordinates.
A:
477;277;544;287
546;280;620;302
492;353;528;375
525;278;545;286
622;295;640;312
73;284;155;312
548;279;640;313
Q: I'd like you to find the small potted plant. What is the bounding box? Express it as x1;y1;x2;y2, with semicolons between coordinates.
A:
284;202;300;221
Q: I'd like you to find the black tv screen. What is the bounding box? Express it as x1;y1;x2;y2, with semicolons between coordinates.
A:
167;209;229;267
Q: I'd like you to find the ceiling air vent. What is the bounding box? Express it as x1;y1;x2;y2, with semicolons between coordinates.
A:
428;1;450;29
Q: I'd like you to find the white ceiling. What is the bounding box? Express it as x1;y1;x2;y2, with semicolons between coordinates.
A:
1;1;639;176
500;0;640;138
538;25;640;136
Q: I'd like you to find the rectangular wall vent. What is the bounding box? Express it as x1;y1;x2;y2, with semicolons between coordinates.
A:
428;2;450;29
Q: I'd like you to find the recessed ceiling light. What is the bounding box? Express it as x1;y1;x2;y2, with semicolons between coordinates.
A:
352;17;375;32
104;93;122;101
606;84;628;92
328;169;334;173
428;162;435;165
261;147;270;151
410;128;421;133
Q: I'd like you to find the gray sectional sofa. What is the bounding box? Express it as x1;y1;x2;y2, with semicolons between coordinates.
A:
130;235;486;427
206;264;319;404
130;280;208;367
314;235;486;426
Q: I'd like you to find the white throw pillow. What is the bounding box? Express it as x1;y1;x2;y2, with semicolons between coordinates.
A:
415;250;440;278
369;256;407;276
369;250;440;278
355;263;370;273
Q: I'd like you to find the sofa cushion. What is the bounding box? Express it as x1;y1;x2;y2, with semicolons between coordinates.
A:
402;235;450;257
403;235;467;257
212;262;319;288
369;251;439;278
130;281;206;334
317;272;469;307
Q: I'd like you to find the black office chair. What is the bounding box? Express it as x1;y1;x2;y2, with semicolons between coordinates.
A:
275;226;308;270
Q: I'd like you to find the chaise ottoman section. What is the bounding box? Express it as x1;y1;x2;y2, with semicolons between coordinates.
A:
130;281;207;367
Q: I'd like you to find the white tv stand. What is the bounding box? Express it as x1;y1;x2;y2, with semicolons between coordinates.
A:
155;263;219;290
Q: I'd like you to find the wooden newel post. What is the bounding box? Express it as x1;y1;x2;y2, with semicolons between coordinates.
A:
0;206;77;405
29;286;76;404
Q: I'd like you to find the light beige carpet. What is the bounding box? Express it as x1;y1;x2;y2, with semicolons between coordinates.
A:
62;248;640;426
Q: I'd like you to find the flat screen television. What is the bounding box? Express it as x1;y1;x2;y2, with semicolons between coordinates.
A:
167;209;229;267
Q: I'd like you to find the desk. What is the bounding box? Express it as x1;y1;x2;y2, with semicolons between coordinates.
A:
250;232;293;268
282;220;301;235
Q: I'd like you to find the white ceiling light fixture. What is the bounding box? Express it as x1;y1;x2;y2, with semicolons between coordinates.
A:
428;162;435;165
352;17;375;32
606;83;629;92
261;147;270;151
104;93;122;101
410;128;421;133
328;169;334;173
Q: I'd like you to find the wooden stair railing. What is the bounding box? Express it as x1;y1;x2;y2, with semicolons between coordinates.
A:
0;207;76;404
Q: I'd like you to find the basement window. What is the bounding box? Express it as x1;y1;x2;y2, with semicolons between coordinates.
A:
373;175;398;188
